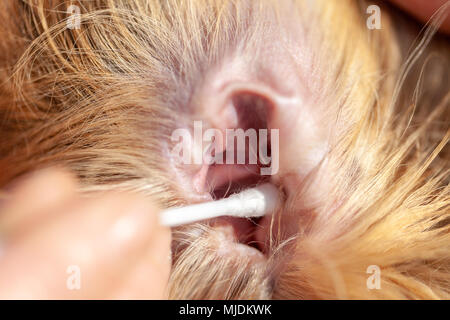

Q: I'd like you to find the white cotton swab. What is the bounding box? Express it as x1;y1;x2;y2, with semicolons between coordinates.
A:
159;183;280;227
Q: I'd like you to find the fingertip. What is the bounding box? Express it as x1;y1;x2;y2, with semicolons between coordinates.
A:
389;0;450;34
6;166;77;196
0;167;79;235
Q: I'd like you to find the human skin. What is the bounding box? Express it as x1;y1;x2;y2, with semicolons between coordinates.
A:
388;0;450;34
0;168;171;299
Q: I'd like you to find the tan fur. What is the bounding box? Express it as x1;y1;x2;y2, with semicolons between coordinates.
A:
0;0;448;299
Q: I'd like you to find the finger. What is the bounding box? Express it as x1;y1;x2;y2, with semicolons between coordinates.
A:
0;193;167;299
0;168;77;237
389;0;450;34
110;223;171;299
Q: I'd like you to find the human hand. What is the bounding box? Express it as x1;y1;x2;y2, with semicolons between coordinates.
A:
0;168;171;299
389;0;450;34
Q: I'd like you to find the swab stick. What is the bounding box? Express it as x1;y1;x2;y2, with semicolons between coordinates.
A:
159;183;280;227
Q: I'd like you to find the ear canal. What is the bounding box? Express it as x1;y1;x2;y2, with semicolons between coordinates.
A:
228;91;272;131
221;82;302;135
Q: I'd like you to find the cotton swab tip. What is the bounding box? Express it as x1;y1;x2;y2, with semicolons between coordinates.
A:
159;183;280;227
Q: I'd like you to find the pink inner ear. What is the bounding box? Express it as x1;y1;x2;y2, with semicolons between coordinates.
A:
185;42;329;201
190;88;276;196
194;51;307;148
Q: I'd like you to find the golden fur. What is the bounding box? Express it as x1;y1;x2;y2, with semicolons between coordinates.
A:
0;0;448;299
